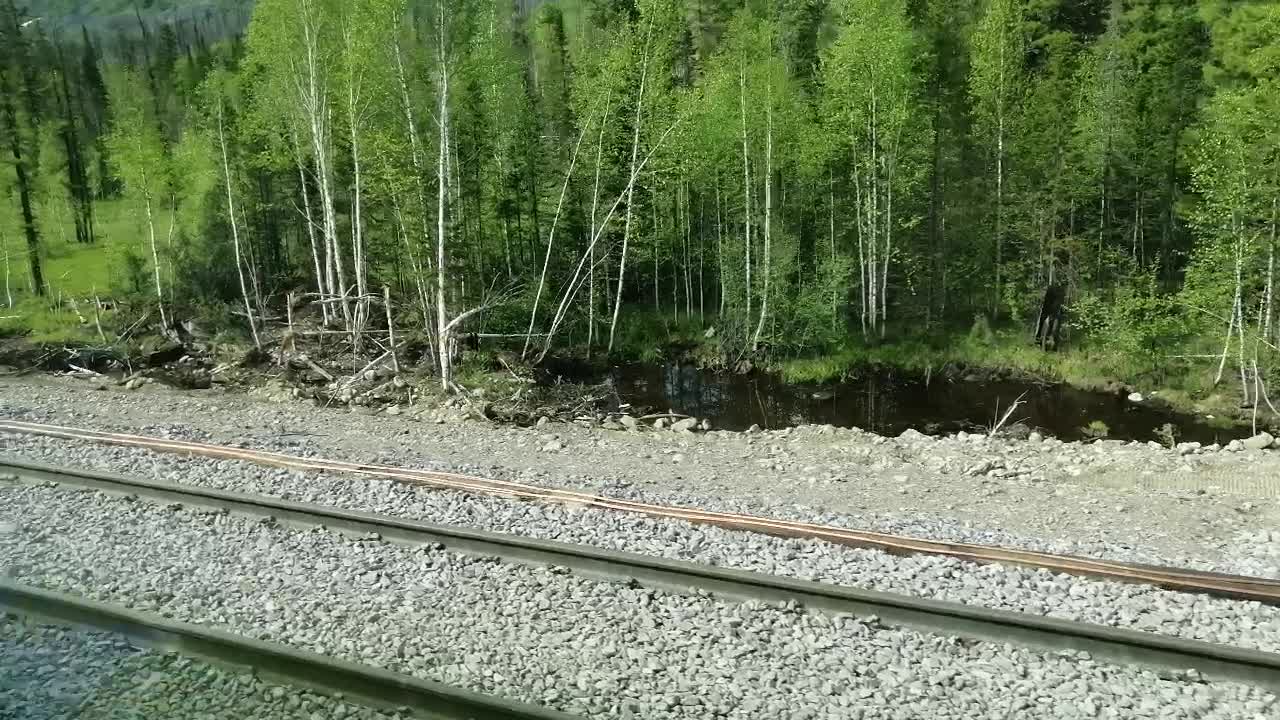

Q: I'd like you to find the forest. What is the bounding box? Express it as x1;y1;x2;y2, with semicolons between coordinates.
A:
1;0;1278;402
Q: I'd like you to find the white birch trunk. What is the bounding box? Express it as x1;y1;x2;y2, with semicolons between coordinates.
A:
607;22;653;353
587;90;611;353
1;228;11;308
715;176;725;316
435;7;452;390
994;16;1007;319
740;56;752;320
143;183;167;331
347;73;368;350
543;118;681;360
523;106;594;358
297;0;350;332
218;100;260;349
395;40;439;343
853;142;867;338
752;87;773;350
1267;196;1277;343
830;170;837;331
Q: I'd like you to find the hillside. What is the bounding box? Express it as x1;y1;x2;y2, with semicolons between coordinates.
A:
25;0;251;32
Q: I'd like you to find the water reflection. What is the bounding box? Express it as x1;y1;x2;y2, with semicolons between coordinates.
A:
607;362;1250;444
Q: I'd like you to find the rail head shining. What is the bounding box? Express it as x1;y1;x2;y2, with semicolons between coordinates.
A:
5;457;1280;693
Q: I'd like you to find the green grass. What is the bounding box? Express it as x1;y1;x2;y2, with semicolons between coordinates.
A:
0;296;121;344
773;328;1175;392
767;326;1258;419
1;198;144;342
2;198;140;301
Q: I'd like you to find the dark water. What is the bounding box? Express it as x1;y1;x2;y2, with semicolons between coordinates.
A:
589;362;1255;444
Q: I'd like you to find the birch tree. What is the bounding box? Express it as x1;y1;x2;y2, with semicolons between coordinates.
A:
969;0;1024;318
106;68;171;329
246;0;350;330
1185;3;1280;398
822;0;927;337
209;71;261;348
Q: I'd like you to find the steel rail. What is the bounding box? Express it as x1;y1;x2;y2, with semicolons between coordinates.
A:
0;580;579;720
3;418;1280;604
5;458;1280;692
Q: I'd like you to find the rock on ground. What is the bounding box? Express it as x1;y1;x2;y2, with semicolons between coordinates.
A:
4;434;1280;652
1;483;1275;720
0;614;407;720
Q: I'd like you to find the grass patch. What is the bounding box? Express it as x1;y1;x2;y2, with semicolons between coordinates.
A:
0;296;120;344
2;198;143;303
772;328;1195;394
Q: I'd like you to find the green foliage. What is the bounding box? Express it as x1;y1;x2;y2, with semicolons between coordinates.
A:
1081;419;1110;439
1154;422;1178;448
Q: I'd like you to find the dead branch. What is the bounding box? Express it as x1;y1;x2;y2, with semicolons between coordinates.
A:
342;349;395;388
638;412;692;421
987;391;1028;438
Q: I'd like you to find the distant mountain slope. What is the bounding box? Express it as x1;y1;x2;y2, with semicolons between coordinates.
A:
26;0;252;33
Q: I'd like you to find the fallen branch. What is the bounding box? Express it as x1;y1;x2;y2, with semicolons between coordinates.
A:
987;391;1028;438
117;310;152;342
292;354;334;383
341;347;400;389
638;412;692;421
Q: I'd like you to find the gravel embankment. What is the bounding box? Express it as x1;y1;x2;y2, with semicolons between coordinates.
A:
1;482;1277;720
0;614;407;720
4;433;1280;654
3;375;1279;572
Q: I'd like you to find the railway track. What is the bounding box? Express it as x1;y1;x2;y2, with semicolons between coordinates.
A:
3;418;1279;605
0;581;576;720
5;457;1280;694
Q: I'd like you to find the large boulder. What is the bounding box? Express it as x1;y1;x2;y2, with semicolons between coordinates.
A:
1243;432;1275;451
671;417;699;433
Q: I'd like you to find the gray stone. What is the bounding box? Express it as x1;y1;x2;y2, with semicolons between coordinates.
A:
3;391;1280;720
1175;442;1201;456
1243;432;1274;451
619;415;639;429
653;418;669;430
671;418;698;433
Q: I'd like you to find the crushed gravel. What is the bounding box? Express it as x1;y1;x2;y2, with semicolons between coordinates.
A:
4;432;1280;655
0;613;407;720
4;375;1280;570
2;482;1276;720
